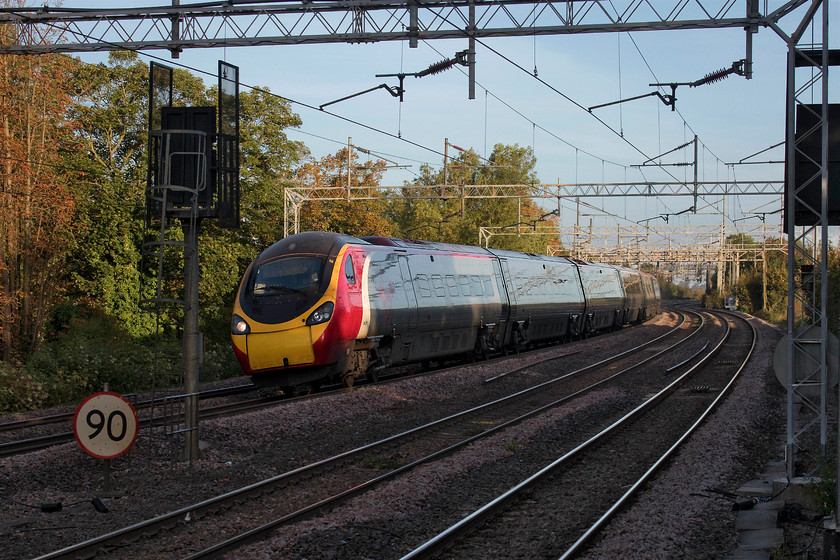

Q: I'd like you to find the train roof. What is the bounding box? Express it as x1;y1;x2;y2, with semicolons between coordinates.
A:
264;233;646;276
484;247;575;265
257;231;369;263
361;236;491;256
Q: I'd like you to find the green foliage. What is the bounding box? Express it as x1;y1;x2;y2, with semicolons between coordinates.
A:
809;454;836;516
710;239;787;321
25;304;154;407
828;247;840;337
659;280;702;300
235;86;307;248
395;143;555;251
0;361;50;415
702;290;724;309
200;339;242;383
66;52;157;337
296;148;397;237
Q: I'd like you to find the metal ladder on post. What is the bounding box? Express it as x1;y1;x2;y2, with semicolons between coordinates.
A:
141;129;207;455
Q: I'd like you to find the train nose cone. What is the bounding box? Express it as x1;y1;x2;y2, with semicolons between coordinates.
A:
247;325;316;370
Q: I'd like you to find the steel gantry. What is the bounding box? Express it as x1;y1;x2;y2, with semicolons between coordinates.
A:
478;223;785;248
0;1;770;54
557;239;788;264
283;180;784;237
779;2;834;497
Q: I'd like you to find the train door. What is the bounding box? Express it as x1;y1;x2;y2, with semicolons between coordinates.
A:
398;256;418;333
496;259;515;345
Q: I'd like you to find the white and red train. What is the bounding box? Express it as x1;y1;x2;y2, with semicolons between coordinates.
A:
231;231;661;389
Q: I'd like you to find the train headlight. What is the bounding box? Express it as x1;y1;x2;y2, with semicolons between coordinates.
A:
306;302;334;326
231;314;250;335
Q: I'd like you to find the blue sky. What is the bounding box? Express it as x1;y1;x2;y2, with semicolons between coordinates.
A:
61;1;838;242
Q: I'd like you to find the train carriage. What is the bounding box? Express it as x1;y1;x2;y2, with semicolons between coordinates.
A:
573;260;625;333
485;248;585;347
615;266;646;324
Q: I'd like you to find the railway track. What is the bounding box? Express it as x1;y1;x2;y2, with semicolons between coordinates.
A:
0;384;262;457
400;310;755;559
33;309;709;559
0;312;671;459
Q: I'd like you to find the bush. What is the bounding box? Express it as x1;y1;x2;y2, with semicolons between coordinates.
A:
0;361;50;414
6;301;241;413
702;290;724;309
200;338;241;383
26;306;154;406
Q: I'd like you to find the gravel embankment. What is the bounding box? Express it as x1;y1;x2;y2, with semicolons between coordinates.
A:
0;310;784;559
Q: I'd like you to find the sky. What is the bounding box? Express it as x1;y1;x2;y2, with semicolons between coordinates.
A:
54;1;839;248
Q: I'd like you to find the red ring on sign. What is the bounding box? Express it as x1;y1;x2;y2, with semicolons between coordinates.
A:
73;392;139;460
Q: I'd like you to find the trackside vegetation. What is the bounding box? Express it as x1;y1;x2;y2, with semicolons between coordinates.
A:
0;49;820;415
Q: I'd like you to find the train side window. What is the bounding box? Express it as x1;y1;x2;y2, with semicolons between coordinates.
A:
458;275;471;296
446;275;459;297
344;255;356;285
431;274;446;297
470;275;483;296
416;274;432;298
482;276;494;296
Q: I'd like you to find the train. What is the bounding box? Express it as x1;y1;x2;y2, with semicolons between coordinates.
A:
231;231;661;389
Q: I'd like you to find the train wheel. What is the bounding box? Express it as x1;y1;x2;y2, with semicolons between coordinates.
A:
280;386;296;397
341;374;355;388
515;332;527;353
367;369;380;383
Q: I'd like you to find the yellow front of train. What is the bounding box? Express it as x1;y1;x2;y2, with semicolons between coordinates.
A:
230;232;359;387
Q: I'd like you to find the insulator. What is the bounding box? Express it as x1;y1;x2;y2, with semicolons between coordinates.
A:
692;67;732;87
416;57;457;78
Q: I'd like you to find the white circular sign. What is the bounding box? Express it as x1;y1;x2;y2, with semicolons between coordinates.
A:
74;392;139;459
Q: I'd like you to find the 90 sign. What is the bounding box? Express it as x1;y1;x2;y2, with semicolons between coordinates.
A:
73;392;139;460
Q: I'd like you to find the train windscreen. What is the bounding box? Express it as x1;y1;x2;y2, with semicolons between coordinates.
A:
252;256;324;296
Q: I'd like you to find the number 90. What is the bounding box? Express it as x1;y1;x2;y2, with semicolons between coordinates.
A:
86;409;127;441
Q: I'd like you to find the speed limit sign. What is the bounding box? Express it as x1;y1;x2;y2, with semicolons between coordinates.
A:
74;392;139;459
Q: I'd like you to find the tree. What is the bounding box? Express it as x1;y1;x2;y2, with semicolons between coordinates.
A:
296;148;396;237
396;143;557;252
234;86;307;248
0;31;77;360
64;52;208;337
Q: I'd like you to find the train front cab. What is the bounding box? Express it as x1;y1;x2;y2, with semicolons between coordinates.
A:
231;232;367;387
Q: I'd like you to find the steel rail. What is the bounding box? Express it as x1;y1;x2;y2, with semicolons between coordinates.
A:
559;312;756;559
0;383;255;433
34;310;694;560
399;310;748;560
181;312;704;559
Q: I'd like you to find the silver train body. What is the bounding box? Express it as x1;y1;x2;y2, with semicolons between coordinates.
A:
231;232;662;387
